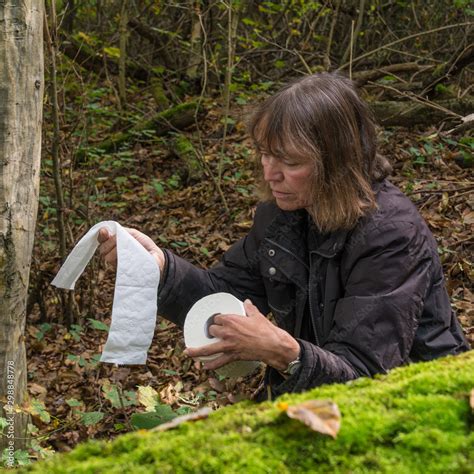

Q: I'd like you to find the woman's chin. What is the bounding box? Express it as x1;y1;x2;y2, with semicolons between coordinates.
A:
274;198;303;211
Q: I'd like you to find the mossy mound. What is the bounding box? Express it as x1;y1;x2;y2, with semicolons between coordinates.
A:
17;351;474;473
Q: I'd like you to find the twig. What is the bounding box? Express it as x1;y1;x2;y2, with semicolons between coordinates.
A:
44;1;74;325
324;0;341;69
253;30;312;74
341;0;365;67
217;0;239;214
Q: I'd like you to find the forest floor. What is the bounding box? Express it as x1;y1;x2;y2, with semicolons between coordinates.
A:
24;89;473;458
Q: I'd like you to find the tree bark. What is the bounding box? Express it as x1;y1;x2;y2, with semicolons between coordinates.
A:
0;0;44;456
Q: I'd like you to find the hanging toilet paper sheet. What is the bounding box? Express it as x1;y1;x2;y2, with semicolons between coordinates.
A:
52;223;259;377
184;293;260;378
51;221;160;365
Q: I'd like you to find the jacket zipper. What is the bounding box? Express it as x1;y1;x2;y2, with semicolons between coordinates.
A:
308;253;320;346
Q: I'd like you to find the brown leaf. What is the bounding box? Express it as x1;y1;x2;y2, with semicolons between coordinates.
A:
470;389;474;412
282;399;341;438
152;407;213;432
28;383;47;399
208;377;225;393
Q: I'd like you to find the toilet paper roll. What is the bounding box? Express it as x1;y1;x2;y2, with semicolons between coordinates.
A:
51;221;160;365
184;293;260;378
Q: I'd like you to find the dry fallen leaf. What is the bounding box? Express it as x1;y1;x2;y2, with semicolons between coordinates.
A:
152;407;213;432
137;386;159;412
28;383;47;399
470;389;474;412
281;399;341;438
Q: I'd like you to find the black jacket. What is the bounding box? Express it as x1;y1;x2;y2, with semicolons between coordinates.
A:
157;179;470;398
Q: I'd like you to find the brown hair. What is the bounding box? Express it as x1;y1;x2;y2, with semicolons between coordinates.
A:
249;72;391;233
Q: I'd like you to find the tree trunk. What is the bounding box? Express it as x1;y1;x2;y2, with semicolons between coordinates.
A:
0;0;44;457
185;0;202;81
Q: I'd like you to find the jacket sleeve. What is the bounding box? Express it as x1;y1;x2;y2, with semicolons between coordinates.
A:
267;220;433;398
157;210;270;328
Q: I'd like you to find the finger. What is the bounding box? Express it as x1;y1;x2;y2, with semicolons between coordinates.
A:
244;299;260;318
97;228;110;244
98;234;117;257
184;341;227;358
213;313;240;326
103;247;117;265
208;323;225;339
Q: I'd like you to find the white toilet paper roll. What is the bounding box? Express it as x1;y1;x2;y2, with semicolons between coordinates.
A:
51;221;160;365
184;293;260;378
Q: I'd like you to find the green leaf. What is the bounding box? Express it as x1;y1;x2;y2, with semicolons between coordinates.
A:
131;404;177;430
423;143;435;155
102;381;122;408
103;46;120;59
0;417;8;430
176;406;194;416
152;180;165;196
242;17;256;26
29;399;50;424
88;318;110;332
69;324;83;342
80;411;105;426
14;450;31;466
66;398;83;408
35;323;52;341
162;369;178;376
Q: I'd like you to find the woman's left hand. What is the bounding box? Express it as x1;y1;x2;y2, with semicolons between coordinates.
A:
184;299;300;371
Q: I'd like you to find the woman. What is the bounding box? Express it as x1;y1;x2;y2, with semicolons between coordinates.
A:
98;73;469;399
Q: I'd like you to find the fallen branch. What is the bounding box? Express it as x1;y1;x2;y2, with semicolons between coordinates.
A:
353;62;432;86
62;36;151;81
369;96;473;127
75;101;203;162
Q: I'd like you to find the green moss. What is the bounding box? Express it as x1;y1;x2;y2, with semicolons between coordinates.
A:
14;351;474;473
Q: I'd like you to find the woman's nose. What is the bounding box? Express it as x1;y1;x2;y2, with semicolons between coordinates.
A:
262;155;283;182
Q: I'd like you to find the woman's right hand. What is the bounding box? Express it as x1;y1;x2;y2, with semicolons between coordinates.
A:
97;227;165;272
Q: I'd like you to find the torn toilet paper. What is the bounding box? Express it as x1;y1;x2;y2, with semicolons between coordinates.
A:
51;221;160;365
184;293;260;378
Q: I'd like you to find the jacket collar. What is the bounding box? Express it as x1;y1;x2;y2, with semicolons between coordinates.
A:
265;206;349;258
311;228;350;258
259;206;350;288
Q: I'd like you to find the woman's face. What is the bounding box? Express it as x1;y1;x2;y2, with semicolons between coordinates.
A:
261;153;314;211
